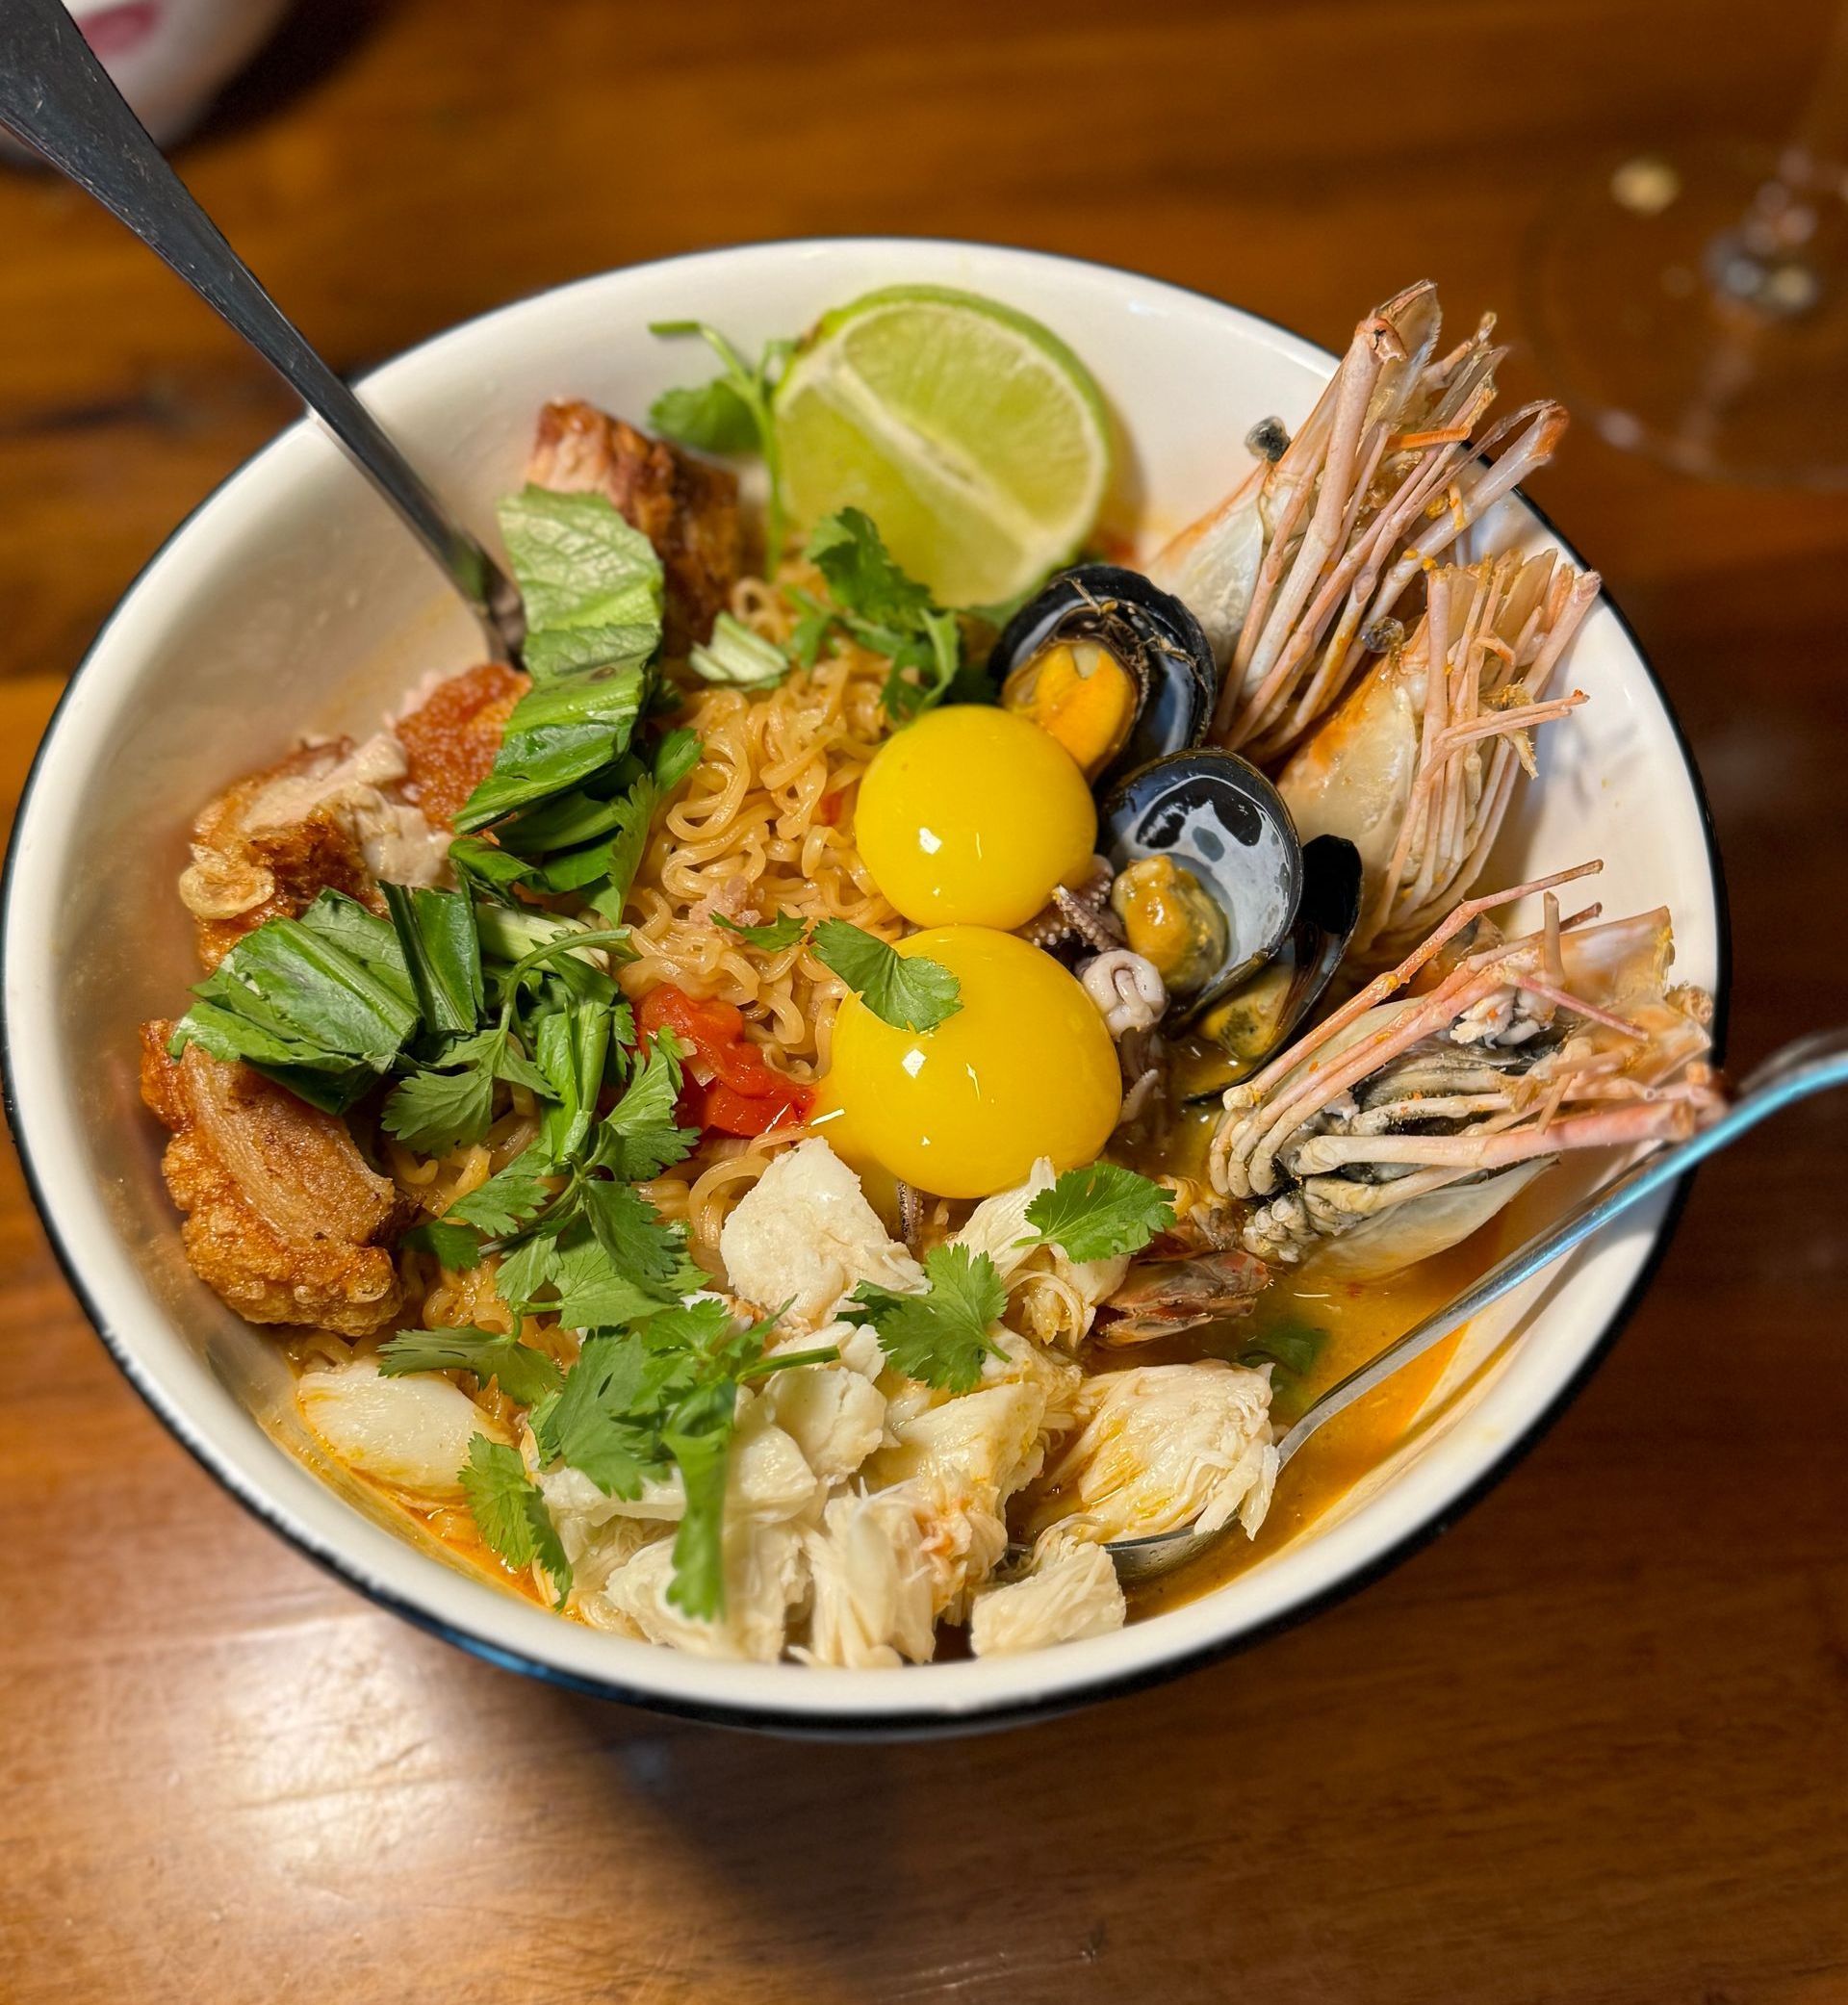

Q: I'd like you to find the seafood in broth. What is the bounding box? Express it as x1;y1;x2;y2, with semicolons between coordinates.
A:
134;275;1720;1668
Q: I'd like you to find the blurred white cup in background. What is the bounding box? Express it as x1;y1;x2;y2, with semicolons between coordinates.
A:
61;0;291;145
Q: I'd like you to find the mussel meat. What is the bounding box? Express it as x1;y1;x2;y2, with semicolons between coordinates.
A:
1185;835;1363;1092
991;565;1218;786
1096;751;1304;1022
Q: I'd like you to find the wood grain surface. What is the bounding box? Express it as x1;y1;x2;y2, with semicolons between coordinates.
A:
4;2;1847;1999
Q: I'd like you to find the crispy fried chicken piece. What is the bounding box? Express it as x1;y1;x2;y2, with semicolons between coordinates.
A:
527;398;743;655
141;1022;409;1338
393;661;529;826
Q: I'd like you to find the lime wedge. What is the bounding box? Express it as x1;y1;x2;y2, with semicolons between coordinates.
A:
775;284;1113;608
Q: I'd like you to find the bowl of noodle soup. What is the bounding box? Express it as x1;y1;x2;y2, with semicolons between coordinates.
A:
1;241;1724;1732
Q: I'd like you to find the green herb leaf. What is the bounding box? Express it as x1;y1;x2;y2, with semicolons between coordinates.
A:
170;890;419;1113
497;485;663;671
378;1325;564;1405
649;321;792;555
591;1030;698;1181
454;665;650;833
381;883;483;1037
800;509;965;721
459;1435;572;1607
581;1179;705;1297
841;1243;1007;1392
649;376;758;454
713;909;808;953
534;1331;659;1496
447;1155;554;1237
810;917;961;1033
1019;1164;1176;1264
1238;1319;1326;1382
688;611;787;689
383;1029;494;1153
401;1218;484;1270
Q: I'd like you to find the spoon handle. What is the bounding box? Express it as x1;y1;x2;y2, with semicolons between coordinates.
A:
1274;1026;1848;1470
0;0;522;658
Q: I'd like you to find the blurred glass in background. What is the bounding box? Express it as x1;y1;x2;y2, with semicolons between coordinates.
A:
1529;0;1848;486
28;0;288;146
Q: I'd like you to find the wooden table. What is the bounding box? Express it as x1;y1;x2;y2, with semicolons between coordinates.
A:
5;2;1847;1997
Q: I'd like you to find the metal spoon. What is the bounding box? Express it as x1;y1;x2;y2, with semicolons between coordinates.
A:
1105;1025;1848;1587
0;0;524;660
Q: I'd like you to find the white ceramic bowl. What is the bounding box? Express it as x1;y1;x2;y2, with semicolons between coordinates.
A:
1;241;1726;1734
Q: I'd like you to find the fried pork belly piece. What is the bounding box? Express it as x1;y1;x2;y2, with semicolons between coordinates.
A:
178;733;448;969
140;1022;409;1337
527;398;743;655
392;660;529;825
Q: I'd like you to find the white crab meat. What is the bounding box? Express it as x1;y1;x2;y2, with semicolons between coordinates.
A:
719;1138;924;1330
986;1327;1088;1464
295;1356;500;1500
949;1158;1128;1350
1029;1360;1277;1545
796;1488;938;1669
593;1520;808;1662
533;1463;666;1599
969;1535;1126;1657
864;1379;1048;1620
761;1358;887;1482
951;1158;1057;1282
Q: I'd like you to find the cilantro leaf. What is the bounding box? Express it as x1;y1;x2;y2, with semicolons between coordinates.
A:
402;1218;484;1270
459;1435;571;1606
497;485;664;679
447;1156;554;1237
800;509;964;722
591;1031;698;1181
713;909;808;953
649;375;758;454
649;321;793;555
581;1179;705;1296
1019;1164;1176;1264
545;1226;688;1331
663;1395;732;1620
1238;1319;1326;1382
534;1330;660;1496
381;1029;500;1154
842;1243;1007;1392
588;778;658;925
811;918;961;1033
378;1325;564;1405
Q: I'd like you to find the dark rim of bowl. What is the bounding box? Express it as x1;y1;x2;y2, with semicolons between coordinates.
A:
0;237;1733;1739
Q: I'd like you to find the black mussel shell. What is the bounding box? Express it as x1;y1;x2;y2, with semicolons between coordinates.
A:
989;564;1218;788
1181;835;1363;1099
1097;750;1305;1020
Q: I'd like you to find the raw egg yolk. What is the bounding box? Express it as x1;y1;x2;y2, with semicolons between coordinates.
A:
815;926;1122;1199
855;706;1097;930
